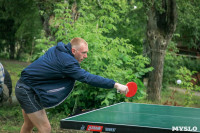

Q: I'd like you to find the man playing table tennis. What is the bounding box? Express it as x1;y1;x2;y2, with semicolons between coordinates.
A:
15;37;128;133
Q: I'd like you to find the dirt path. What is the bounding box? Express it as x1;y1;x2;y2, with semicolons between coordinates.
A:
0;58;30;67
169;87;200;96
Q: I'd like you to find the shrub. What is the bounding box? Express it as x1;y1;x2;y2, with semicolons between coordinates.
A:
176;67;197;105
34;2;153;114
163;41;200;88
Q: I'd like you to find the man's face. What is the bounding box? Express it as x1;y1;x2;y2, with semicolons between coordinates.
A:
72;44;88;63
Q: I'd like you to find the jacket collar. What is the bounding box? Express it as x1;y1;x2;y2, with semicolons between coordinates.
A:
57;42;74;57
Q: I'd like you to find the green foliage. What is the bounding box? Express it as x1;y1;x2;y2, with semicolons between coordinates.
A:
175;0;200;49
163;41;200;87
176;67;197;106
32;31;54;61
71;0;146;54
45;1;152;114
51;2;73;42
163;41;181;86
133;55;153;78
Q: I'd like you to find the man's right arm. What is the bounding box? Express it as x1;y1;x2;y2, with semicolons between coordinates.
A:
62;61;128;94
114;83;129;95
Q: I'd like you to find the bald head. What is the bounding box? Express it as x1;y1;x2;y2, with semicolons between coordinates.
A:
70;37;88;63
70;37;88;50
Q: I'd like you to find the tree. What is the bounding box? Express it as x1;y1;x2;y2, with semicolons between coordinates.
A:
175;0;200;50
145;0;177;101
0;0;42;59
0;19;15;59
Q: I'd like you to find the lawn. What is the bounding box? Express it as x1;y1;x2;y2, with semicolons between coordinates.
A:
0;59;200;133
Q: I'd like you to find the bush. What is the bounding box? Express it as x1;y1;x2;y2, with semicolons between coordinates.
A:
34;2;153;115
163;41;200;87
176;67;197;105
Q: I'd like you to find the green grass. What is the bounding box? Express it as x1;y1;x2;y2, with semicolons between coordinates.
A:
161;89;200;108
0;105;22;132
0;59;200;132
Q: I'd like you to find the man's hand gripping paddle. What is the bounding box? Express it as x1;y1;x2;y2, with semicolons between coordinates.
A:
126;82;137;97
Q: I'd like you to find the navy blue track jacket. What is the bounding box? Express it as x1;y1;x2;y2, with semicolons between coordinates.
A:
20;42;115;108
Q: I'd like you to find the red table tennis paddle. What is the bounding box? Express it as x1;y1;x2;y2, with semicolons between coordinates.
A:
126;82;137;97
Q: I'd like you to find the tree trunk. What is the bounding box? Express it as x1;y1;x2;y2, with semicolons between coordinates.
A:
147;38;166;101
9;40;15;59
8;20;15;59
146;0;177;101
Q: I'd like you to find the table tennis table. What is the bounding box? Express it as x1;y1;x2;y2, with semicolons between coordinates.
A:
60;102;200;133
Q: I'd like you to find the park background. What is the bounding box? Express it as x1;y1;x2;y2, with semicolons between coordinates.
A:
0;0;200;132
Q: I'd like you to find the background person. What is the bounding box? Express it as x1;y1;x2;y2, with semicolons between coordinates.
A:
0;62;12;105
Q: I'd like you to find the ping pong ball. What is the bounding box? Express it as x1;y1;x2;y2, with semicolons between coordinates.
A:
177;80;181;84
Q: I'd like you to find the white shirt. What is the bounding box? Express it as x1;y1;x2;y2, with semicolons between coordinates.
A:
0;62;4;85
